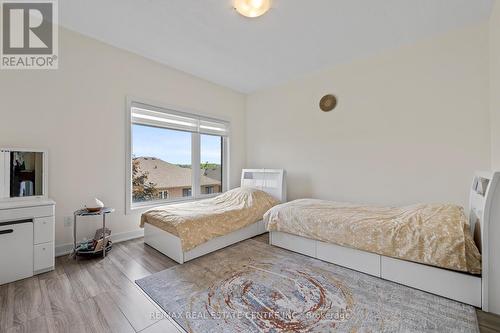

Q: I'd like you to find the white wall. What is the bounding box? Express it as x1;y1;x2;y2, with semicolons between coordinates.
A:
489;0;500;315
246;23;490;208
491;0;500;170
0;28;246;249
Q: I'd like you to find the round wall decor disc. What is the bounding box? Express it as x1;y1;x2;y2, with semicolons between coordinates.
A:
319;94;337;112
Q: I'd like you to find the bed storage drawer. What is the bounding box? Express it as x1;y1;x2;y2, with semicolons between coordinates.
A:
0;221;34;284
184;221;266;262
380;256;482;307
270;232;316;257
316;241;380;277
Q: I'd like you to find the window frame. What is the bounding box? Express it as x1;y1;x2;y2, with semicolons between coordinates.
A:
126;97;230;214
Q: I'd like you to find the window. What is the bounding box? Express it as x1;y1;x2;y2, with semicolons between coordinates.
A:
132;125;192;203
127;100;229;211
182;188;192;197
200;134;223;195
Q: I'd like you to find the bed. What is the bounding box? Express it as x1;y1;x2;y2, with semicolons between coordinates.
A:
264;171;500;310
141;169;286;264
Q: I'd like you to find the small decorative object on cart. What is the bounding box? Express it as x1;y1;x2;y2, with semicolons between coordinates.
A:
84;198;105;212
74;239;112;257
93;227;111;252
74;227;112;256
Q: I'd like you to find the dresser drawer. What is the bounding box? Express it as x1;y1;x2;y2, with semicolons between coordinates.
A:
34;242;54;273
0;205;54;222
34;216;54;244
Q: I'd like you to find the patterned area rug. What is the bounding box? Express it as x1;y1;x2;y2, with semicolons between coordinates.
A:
136;238;479;333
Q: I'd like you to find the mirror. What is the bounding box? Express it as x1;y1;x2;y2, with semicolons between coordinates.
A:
0;149;45;199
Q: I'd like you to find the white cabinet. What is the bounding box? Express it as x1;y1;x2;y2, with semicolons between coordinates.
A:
0;221;34;284
0;199;56;284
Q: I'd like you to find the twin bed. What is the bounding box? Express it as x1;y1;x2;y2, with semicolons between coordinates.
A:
141;169;286;264
141;169;499;311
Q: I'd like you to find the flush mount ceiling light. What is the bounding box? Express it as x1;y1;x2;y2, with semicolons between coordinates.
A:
234;0;271;18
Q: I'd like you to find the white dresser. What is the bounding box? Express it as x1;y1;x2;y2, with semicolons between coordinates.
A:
0;199;55;284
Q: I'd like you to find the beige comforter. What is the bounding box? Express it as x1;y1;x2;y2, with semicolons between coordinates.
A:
264;199;481;274
140;187;279;251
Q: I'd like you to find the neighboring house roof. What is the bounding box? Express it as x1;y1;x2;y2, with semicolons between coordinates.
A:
135;157;220;188
203;166;222;182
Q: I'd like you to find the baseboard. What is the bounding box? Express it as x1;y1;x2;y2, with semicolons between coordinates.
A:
55;229;145;257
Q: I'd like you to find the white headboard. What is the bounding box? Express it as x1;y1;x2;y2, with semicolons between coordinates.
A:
468;171;500;312
241;169;286;202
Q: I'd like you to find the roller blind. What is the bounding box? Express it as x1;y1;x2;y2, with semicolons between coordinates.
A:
199;119;230;136
131;102;229;136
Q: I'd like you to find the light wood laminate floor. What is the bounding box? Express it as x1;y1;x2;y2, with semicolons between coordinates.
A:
0;234;499;333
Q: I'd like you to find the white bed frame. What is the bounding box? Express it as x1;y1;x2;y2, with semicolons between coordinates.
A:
270;171;500;310
144;169;286;264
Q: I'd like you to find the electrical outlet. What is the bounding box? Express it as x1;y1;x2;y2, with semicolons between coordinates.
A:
64;216;72;227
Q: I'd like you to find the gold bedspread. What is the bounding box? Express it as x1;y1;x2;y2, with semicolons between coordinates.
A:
264;199;481;274
140;187;279;251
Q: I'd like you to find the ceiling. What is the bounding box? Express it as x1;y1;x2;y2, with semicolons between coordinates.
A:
59;0;493;93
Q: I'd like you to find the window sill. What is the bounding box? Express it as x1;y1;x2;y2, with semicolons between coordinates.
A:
127;193;222;215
